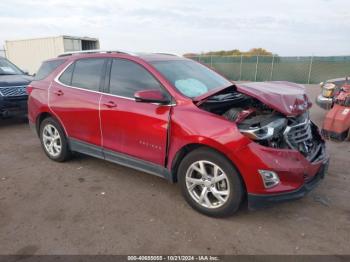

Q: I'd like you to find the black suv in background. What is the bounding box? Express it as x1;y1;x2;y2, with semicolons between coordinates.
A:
0;56;32;118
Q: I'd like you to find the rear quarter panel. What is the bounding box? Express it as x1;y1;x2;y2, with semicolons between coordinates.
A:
27;79;50;126
28;60;70;130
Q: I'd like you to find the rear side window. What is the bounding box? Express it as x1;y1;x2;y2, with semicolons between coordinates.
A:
34;60;66;80
109;59;162;98
71;59;106;91
58;63;74;85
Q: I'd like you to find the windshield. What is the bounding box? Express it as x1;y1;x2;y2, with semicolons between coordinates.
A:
151;60;231;98
0;58;23;75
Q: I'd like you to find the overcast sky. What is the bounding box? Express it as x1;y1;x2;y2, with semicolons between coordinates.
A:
1;0;350;56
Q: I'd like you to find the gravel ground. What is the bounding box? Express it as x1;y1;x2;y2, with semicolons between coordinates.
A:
0;84;349;255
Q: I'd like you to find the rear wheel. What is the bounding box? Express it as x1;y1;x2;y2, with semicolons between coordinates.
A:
178;148;244;217
39;117;71;162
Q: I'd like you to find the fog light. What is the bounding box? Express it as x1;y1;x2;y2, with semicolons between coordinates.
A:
258;170;280;188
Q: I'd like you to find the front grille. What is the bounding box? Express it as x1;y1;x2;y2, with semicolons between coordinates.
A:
0;86;27;97
283;115;325;162
284;118;312;149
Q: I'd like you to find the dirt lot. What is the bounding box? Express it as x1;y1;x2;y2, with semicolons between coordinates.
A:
0;84;349;255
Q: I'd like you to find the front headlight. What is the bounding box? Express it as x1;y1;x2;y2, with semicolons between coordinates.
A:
239;118;287;140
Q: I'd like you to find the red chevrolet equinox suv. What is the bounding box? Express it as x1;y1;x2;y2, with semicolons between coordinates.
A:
28;50;329;217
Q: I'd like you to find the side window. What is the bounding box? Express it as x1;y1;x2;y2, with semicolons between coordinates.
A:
58;63;74;85
34;59;66;80
71;59;105;91
109;59;162;98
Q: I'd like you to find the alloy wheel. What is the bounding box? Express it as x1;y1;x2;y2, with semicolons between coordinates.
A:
185;160;230;209
42;124;62;157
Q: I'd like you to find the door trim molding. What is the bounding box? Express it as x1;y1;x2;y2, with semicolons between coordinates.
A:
68;138;171;181
68;138;104;159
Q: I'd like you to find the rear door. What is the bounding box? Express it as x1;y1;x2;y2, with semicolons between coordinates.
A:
49;58;107;154
100;58;171;166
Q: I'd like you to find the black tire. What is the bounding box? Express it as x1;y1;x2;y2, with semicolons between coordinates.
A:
178;147;244;217
39;117;71;162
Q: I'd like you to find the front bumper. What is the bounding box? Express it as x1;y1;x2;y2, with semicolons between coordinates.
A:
316;94;333;110
247;159;329;209
0;95;28;117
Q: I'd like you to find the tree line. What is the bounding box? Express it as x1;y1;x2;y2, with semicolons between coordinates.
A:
184;48;276;57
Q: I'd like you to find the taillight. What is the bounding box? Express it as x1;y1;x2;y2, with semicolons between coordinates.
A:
26;85;34;95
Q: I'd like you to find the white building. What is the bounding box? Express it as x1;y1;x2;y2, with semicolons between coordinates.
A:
4;35;100;74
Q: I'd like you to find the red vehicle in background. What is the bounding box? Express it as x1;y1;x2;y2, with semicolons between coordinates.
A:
322;81;350;141
27;50;329;217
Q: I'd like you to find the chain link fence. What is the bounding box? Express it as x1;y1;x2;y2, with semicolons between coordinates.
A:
189;55;350;84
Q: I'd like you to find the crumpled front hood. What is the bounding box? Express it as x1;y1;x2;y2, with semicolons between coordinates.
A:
0;74;33;87
236;81;312;116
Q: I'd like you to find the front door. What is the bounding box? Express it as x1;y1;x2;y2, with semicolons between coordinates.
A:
100;58;171;166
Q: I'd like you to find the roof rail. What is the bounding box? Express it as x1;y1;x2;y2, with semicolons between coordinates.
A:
58;49;137;57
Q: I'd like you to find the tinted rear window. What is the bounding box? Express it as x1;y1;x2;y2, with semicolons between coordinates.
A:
71;58;106;91
34;60;66;80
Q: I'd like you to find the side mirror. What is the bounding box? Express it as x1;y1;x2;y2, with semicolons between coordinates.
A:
134;89;170;104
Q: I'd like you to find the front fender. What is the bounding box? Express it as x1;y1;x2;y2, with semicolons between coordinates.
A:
167;104;251;172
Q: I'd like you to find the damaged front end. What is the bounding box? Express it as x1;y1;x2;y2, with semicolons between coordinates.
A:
198;82;329;208
198;83;326;164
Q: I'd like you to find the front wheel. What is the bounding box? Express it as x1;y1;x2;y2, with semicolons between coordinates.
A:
39;117;71;162
178;148;244;217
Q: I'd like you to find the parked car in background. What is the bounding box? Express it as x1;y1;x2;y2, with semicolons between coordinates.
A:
316;77;349;110
0;56;32;118
28;51;329;217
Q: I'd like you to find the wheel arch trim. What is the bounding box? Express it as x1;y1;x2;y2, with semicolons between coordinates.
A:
35;111;68;138
169;142;247;194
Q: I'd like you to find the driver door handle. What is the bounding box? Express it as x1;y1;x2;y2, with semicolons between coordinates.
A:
54;90;64;96
103;101;117;108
